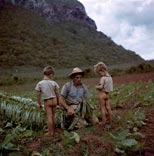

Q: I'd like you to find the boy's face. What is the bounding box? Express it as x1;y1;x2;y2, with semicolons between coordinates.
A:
97;70;105;77
48;73;54;79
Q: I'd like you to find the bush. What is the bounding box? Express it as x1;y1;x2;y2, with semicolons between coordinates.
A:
83;68;95;78
127;62;154;74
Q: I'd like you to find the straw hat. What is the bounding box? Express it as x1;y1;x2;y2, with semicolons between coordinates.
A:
68;67;85;78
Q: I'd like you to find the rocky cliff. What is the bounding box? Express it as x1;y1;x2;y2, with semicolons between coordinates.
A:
4;0;97;29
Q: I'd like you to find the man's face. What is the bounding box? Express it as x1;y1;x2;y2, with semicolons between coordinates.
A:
73;74;82;85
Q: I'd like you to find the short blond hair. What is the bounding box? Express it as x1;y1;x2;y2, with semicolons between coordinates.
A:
43;66;55;75
94;62;107;73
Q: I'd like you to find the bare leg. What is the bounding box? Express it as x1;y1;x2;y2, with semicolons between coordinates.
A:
99;97;106;125
51;106;56;135
45;98;57;136
45;106;54;136
105;100;112;125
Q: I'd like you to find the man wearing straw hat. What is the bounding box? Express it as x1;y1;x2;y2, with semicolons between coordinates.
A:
55;67;98;130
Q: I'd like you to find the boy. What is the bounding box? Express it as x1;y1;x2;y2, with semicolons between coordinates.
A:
94;62;113;126
35;66;59;136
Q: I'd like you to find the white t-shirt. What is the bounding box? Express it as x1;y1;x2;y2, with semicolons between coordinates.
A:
35;78;59;100
99;75;113;93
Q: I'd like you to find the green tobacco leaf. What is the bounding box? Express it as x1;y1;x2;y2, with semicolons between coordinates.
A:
121;138;138;147
3;142;14;149
62;131;75;147
71;132;80;143
8;152;23;156
0;128;3;133
22;130;33;137
1;134;14;146
118;129;131;140
133;132;145;138
109;132;117;140
81;103;87;118
5;122;12;128
31;151;42;156
115;147;125;154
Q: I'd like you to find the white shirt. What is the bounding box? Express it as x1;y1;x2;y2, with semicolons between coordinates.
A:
99;75;113;93
35;77;59;100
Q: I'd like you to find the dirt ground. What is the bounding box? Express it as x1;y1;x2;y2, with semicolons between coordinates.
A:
103;72;154;156
24;72;154;156
140;106;154;156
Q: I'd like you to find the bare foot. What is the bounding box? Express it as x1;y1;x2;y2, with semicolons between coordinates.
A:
98;122;106;126
44;132;54;137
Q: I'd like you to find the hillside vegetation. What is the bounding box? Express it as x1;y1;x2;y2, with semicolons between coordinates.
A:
0;4;143;68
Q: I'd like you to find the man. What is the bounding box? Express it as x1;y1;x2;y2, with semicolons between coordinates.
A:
56;67;97;130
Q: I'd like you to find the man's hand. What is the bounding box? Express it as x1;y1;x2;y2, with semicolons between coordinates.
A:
67;106;75;116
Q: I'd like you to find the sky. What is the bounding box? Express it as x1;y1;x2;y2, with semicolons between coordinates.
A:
79;0;154;60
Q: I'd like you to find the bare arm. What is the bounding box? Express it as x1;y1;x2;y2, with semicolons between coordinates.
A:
54;88;59;105
37;92;42;108
96;83;103;90
59;96;74;115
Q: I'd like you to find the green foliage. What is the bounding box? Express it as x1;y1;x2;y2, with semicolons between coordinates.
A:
0;123;33;154
0;93;46;128
83;68;95;78
111;80;154;108
109;129;138;153
0;75;27;86
109;110;145;155
0;4;143;68
0;80;153;155
61;130;80;147
110;68;126;76
127;62;154;74
126;111;146;128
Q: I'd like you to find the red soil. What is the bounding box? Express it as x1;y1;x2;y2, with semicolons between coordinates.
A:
83;72;154;85
113;72;154;84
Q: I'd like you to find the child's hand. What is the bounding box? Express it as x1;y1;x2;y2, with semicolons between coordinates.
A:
96;84;103;90
95;85;100;90
97;104;101;111
37;104;42;109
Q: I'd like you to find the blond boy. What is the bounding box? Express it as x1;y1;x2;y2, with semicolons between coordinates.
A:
35;66;59;136
94;62;113;126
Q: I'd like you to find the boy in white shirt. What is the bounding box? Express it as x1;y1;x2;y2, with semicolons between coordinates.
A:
94;62;113;126
35;66;59;136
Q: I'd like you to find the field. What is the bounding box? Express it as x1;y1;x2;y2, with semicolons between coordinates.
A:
0;72;154;156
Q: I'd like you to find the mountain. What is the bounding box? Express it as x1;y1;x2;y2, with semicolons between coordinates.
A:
0;0;144;68
3;0;97;29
